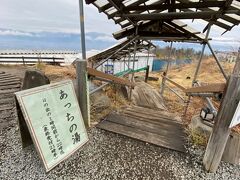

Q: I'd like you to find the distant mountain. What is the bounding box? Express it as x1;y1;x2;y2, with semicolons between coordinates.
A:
0;28;238;52
0;28;117;51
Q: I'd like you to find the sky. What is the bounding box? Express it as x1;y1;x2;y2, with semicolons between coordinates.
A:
0;0;239;51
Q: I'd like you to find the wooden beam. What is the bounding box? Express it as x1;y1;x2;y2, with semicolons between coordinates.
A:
161;75;186;91
87;67;134;87
185;83;226;94
76;60;90;128
121;1;225;12
116;10;238;20
85;0;96;4
113;0;166;25
203;55;240;172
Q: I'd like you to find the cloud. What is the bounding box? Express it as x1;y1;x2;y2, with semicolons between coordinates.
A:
0;29;33;36
0;0;119;35
95;35;116;42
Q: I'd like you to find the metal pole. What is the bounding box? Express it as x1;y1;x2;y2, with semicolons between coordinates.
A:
207;42;228;80
192;24;212;85
79;0;86;59
160;41;173;95
77;1;89;127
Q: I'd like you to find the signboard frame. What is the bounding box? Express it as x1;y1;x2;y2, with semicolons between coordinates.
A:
15;80;89;172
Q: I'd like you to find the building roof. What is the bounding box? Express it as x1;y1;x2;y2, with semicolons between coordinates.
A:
0;50;78;55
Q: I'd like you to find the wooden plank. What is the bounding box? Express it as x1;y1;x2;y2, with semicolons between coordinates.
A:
0;84;21;90
0;76;20;81
0;81;21;86
0;98;14;105
222;133;240;165
124;106;181;121
0;105;13;111
161;75;186;91
107;113;186;140
0;74;18;78
87;67;134;87
203;64;240;172
0;89;19;95
97;120;186;152
0;78;20;83
185;83;226;94
122;110;183;127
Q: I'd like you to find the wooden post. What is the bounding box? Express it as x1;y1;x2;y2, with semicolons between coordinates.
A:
145;65;149;82
203;55;240;172
22;56;25;66
160;41;173;95
129;39;137;100
76;59;90;128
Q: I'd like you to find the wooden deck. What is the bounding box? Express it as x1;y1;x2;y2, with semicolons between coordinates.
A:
97;106;187;152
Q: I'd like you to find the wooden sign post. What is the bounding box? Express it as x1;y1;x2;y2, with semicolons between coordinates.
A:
15;80;88;172
203;52;240;172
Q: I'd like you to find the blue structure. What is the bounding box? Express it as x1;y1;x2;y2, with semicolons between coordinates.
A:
152;59;192;71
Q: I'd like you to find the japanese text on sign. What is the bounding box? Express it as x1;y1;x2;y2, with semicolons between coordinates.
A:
15;80;88;172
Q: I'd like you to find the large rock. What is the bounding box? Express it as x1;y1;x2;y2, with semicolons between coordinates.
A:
22;70;50;90
17;70;50;148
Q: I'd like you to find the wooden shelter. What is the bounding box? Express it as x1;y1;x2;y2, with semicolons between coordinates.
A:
83;0;240;173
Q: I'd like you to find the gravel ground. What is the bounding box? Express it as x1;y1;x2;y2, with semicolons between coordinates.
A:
1;115;240;180
0;66;240;179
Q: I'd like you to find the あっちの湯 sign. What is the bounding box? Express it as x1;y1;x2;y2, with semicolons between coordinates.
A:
15;80;88;172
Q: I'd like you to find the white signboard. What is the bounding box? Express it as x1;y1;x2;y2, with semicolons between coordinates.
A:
229;101;240;128
15;80;88;172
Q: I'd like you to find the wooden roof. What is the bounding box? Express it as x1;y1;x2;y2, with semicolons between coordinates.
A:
86;0;240;41
88;39;155;63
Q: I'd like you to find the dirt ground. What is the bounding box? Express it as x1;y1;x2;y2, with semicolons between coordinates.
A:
0;61;240;179
0;59;238;133
142;58;238;133
0;59;236;128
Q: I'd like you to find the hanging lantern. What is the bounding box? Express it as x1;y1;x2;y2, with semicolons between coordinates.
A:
200;107;215;121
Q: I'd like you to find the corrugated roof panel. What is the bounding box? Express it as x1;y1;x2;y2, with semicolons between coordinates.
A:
120;20;130;26
232;1;240;9
123;0;139;7
218;18;234;26
227;14;240;21
106;7;118;14
172;20;187;27
183;26;200;34
94;0;108;7
145;0;159;5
